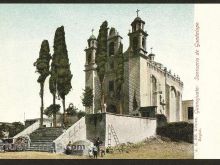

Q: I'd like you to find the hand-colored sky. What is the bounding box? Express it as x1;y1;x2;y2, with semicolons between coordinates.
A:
0;4;194;122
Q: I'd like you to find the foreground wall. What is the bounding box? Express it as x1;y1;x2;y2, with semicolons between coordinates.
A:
105;113;156;146
85;114;106;144
53;117;86;153
85;113;156;147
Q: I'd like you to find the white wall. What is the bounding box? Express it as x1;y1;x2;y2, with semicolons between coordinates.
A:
105;113;156;147
53;117;87;153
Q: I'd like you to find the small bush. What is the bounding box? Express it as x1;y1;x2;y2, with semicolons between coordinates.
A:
156;122;193;143
156;114;167;128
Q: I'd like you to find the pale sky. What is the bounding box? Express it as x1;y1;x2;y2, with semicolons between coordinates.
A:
0;4;194;123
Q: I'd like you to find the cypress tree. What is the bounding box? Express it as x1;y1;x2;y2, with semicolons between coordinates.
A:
49;27;61;127
82;86;94;111
34;40;51;127
115;43;124;114
95;21;108;112
53;26;72;127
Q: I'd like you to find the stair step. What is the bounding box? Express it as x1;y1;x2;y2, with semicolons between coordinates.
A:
30;136;58;139
27;148;54;152
31;139;56;141
30;142;54;144
30;144;53;147
28;127;64;152
31;140;53;143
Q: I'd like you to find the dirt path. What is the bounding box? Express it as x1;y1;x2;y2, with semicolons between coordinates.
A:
0;139;193;159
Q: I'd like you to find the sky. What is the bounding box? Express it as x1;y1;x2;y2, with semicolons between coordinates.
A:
0;4;194;123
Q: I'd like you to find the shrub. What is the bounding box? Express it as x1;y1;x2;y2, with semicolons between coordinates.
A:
156;114;167;127
156;122;193;143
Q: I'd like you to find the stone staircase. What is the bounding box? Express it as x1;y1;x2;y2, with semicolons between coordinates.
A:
27;127;64;152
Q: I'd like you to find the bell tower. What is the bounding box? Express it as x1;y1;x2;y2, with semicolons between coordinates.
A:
85;29;97;66
84;29;97;114
128;9;148;55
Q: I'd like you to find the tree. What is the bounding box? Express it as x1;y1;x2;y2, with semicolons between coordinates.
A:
49;27;60;127
0;124;10;138
82;87;93;112
34;40;51;127
44;104;61;127
77;111;86;119
53;26;73;127
115;43;124;114
66;103;78;116
9;122;25;137
95;21;108;112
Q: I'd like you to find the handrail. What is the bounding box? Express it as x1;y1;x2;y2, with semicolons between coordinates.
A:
13;121;40;139
13;119;52;139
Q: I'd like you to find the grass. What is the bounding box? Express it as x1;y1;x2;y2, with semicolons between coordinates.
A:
0;138;193;159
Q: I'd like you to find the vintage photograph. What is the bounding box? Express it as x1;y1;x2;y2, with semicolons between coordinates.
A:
0;4;194;159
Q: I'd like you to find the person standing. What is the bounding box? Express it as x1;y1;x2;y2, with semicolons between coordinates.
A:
95;137;102;155
92;145;98;159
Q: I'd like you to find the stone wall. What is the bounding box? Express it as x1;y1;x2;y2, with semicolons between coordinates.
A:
123;57;130;115
105;113;156;147
93;74;101;113
85;113;106;144
126;56;140;114
139;57;184;122
53;113;156;152
85;113;156;147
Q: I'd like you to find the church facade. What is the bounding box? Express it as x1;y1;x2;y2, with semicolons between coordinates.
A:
84;14;183;122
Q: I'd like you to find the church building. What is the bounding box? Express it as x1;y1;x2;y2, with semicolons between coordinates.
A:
84;11;184;122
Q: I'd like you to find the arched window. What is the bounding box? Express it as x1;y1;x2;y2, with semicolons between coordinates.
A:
176;91;180;121
109;42;114;56
133;37;138;51
107;104;117;113
170;86;177;122
87;53;91;64
132;25;136;32
133;93;138;111
151;75;157;106
142;38;145;49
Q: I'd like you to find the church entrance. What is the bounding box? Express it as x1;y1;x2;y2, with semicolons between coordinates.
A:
107;104;117;113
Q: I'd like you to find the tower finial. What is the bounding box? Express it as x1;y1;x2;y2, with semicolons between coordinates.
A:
136;9;140;17
150;47;153;54
92;28;94;35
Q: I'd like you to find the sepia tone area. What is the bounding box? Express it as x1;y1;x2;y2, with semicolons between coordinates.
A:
0;6;194;159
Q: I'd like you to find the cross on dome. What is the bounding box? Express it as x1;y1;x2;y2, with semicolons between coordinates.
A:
136;9;140;17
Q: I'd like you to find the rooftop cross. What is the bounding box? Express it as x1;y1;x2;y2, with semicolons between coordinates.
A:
136;9;140;17
150;47;153;53
92;28;94;35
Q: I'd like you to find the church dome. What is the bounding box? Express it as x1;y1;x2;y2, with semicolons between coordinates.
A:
134;16;142;22
89;34;96;40
131;16;145;26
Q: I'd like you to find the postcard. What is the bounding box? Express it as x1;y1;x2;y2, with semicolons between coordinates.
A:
0;4;218;159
